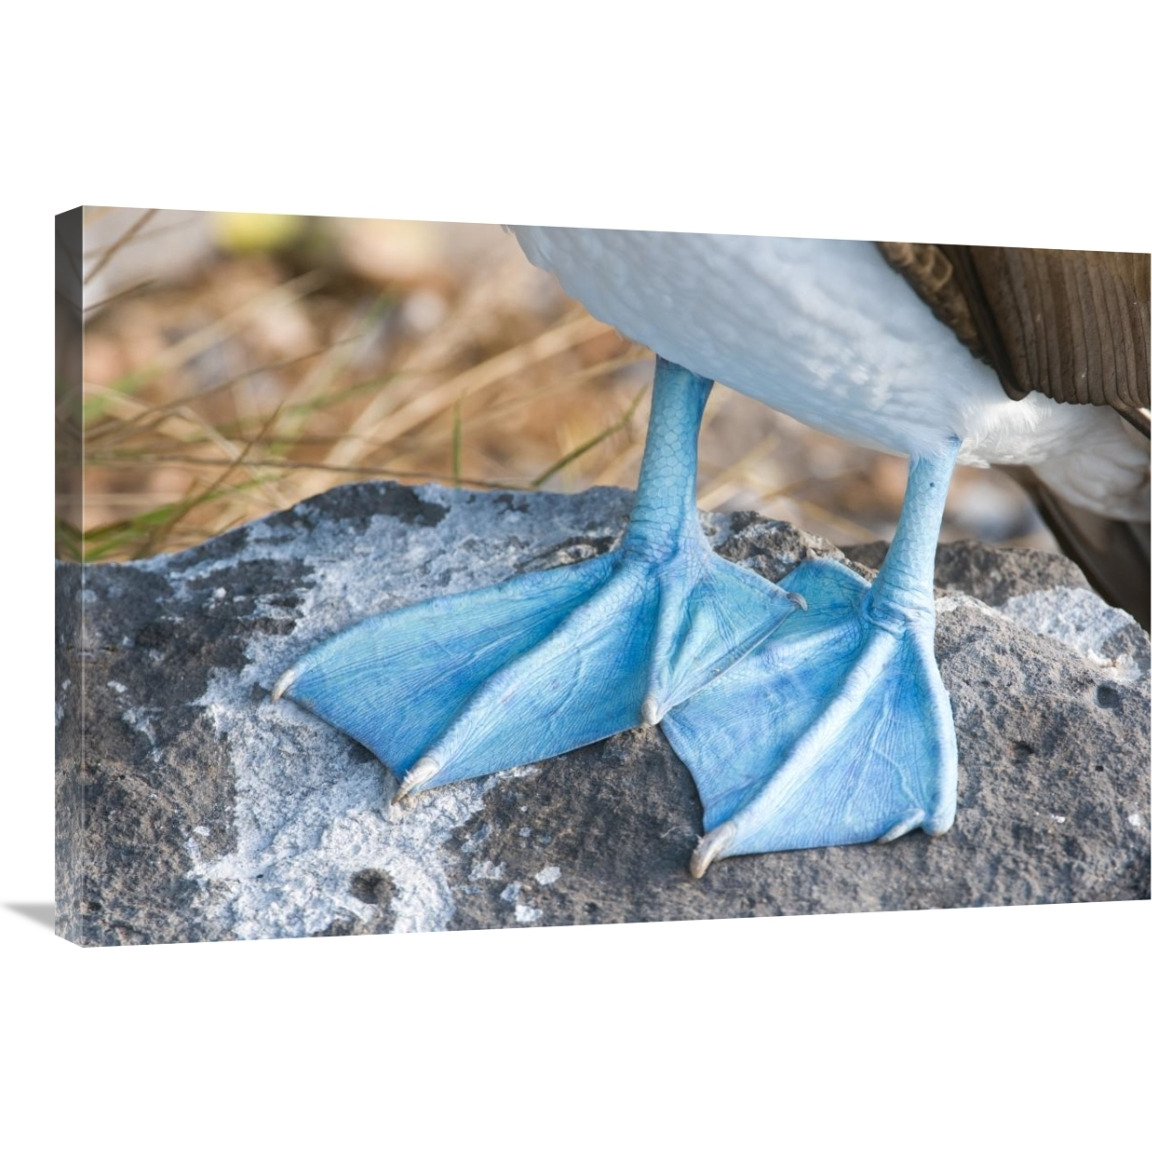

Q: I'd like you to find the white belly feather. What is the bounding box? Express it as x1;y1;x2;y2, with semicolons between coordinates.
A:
512;228;1148;521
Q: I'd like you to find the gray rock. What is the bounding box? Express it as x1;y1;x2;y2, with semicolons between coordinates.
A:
55;482;1150;945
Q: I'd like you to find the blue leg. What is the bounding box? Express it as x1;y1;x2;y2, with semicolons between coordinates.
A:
275;358;800;799
662;440;961;875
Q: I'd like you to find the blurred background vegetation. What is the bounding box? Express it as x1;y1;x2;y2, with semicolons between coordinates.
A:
66;206;1055;563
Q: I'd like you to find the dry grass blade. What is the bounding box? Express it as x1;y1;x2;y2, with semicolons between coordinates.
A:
81;476;267;562
697;435;779;511
126;402;285;559
90;343;374;453
82;210;201;257
83;209;158;286
531;385;649;488
451;394;464;486
88;452;523;490
325;313;610;469
83;279;158;313
376;347;646;478
271;294;396;439
83;382;281;507
787;498;879;544
83;269;329;428
455;348;648;434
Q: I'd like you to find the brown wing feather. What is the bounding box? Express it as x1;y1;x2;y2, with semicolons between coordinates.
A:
874;242;985;358
877;242;1150;417
877;242;1150;626
961;247;1149;410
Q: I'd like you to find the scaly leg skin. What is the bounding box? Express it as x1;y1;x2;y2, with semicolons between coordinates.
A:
274;358;800;800
662;440;961;876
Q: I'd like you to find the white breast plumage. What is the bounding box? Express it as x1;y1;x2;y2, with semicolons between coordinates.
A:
511;227;1148;521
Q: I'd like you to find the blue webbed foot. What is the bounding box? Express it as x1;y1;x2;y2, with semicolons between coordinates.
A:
664;559;956;874
276;536;797;798
663;442;962;875
275;359;799;801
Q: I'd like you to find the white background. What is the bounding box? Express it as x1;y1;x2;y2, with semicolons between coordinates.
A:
3;4;1147;1146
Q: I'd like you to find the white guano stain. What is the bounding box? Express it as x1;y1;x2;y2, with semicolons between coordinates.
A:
121;706;161;761
997;589;1148;682
469;859;505;881
166;489;572;940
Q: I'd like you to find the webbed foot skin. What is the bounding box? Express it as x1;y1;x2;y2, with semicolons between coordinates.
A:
276;359;799;797
666;442;961;874
278;534;797;795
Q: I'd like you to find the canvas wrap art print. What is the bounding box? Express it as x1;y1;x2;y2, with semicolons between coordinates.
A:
56;207;1150;946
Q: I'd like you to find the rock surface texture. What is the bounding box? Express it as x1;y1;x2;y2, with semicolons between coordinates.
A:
56;483;1150;945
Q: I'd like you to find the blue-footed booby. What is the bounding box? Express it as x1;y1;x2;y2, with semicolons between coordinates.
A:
274;229;1150;876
